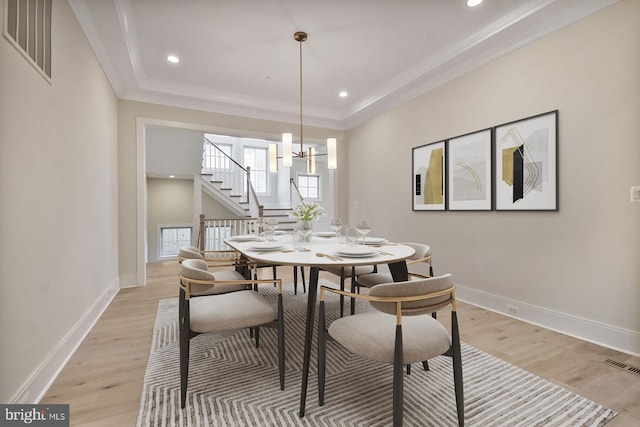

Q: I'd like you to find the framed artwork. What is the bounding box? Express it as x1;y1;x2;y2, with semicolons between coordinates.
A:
412;141;446;211
494;110;558;211
447;128;493;211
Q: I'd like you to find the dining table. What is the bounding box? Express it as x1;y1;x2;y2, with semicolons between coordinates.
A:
224;231;416;418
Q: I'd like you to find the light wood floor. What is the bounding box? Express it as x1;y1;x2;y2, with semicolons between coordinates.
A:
43;261;640;426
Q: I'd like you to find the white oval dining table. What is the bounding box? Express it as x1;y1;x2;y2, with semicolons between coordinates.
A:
224;233;416;417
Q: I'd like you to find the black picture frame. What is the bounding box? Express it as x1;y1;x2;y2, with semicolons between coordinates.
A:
412;140;446;211
494;110;558;211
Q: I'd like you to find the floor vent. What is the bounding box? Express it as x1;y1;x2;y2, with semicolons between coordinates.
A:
603;358;640;376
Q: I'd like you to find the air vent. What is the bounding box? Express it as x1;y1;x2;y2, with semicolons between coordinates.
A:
603;358;640;376
5;0;52;79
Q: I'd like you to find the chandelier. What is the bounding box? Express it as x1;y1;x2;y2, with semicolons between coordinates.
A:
269;31;337;174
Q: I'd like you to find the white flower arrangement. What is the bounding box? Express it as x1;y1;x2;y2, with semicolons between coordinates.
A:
289;201;325;221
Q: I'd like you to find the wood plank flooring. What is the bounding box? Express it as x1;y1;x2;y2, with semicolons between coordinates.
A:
42;261;640;426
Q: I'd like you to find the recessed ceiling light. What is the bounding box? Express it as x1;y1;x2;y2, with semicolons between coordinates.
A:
166;55;180;63
467;0;483;6
169;175;175;178
339;91;348;98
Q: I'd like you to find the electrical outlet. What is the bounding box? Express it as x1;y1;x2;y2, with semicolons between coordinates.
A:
630;186;640;203
507;304;519;315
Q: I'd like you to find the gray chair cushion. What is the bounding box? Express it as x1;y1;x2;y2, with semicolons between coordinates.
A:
190;290;276;333
322;265;375;278
404;242;431;260
328;311;451;364
369;274;453;315
181;259;248;295
356;242;432;288
356;272;395;287
179;246;203;260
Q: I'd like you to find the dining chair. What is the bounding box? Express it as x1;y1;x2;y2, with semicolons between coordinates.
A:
320;265;376;317
354;242;433;292
317;274;463;426
178;258;286;409
178;245;204;262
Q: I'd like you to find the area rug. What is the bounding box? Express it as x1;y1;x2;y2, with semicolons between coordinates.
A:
137;283;617;426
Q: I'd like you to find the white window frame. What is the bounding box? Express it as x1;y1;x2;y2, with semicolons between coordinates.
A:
202;142;232;172
297;173;321;200
158;224;193;259
243;145;269;195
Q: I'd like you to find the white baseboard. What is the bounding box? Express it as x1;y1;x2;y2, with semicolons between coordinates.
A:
456;284;640;357
10;280;120;404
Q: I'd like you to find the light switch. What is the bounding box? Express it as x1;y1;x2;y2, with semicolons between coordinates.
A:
631;186;640;203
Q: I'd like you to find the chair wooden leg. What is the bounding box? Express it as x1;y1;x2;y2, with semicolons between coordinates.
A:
318;300;327;406
293;266;299;295
451;311;464;426
406;364;411;375
301;266;306;293
277;294;285;390
422;360;430;371
393;324;404;427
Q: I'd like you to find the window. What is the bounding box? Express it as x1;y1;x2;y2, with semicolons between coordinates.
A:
160;227;192;257
297;174;320;199
243;146;268;194
203;142;232;171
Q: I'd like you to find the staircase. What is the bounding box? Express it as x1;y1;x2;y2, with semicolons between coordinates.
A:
201;138;301;229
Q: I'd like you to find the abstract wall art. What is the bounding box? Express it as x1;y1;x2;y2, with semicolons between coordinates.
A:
412;141;446;211
494;110;558;211
447;128;493;210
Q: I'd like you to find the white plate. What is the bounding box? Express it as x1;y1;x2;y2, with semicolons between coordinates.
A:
362;237;387;245
336;246;377;257
274;230;287;235
313;231;336;237
248;242;284;251
228;234;258;242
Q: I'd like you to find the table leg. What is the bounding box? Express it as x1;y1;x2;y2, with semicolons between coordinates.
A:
299;266;319;417
388;261;409;282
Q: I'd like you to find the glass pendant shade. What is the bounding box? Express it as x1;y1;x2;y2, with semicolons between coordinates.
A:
327;138;337;169
282;133;293;167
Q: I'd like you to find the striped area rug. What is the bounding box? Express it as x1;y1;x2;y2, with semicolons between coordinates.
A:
137;283;617;426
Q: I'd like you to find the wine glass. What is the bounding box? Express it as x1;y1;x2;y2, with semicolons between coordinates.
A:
356;219;371;245
330;217;342;238
265;218;279;241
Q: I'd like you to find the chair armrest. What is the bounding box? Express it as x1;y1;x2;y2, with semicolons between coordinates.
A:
180;275;282;297
407;272;432;279
319;284;457;324
406;254;432;266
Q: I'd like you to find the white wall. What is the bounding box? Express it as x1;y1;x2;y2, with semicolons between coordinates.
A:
0;0;119;402
346;0;640;354
146;126;204;176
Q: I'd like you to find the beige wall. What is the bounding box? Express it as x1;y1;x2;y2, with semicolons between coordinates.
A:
0;0;119;402
146;178;194;262
346;0;640;353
